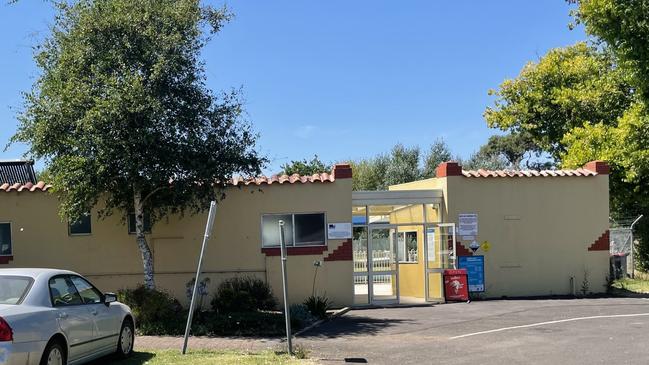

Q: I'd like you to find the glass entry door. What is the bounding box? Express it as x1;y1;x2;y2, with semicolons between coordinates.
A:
424;223;456;302
369;226;399;304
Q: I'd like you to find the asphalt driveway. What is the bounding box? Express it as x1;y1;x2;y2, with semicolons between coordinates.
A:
296;297;649;365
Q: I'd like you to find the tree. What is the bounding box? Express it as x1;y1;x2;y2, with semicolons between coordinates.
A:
421;139;453;178
280;155;329;176
349;155;389;191
573;0;649;102
384;144;421;187
484;42;634;160
11;0;265;289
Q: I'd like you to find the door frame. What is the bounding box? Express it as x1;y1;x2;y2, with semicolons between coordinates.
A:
368;225;399;305
423;223;456;302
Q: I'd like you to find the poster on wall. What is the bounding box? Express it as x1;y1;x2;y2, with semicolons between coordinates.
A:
458;255;485;292
327;223;352;239
458;213;478;236
426;227;436;262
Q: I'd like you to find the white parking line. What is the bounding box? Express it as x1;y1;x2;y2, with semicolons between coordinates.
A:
449;313;649;340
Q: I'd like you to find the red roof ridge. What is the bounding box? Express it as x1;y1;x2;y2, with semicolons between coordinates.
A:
462;168;599;178
1;181;52;193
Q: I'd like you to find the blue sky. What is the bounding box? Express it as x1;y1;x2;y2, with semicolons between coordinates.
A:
0;1;586;174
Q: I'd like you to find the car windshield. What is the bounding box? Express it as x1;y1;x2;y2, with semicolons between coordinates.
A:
0;276;33;304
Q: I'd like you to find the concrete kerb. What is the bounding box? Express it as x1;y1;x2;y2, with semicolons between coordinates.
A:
292;306;351;338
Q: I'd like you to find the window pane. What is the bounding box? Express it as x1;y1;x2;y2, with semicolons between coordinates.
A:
352;206;367;225
0;276;32;305
262;214;294;247
69;214;91;235
0;223;11;255
70;276;102;304
128;213;152;234
294;213;325;245
49;277;83;306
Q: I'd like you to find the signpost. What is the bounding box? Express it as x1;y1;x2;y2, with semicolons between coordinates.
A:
279;220;293;355
182;201;217;355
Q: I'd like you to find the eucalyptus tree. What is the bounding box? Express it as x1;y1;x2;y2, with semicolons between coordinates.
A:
12;0;265;288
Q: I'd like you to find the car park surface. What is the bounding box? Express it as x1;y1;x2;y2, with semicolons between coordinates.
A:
297;297;649;365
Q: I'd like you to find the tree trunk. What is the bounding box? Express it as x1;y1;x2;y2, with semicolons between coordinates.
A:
134;188;155;289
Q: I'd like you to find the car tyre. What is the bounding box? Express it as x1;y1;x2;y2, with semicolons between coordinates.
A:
40;340;66;365
116;318;134;358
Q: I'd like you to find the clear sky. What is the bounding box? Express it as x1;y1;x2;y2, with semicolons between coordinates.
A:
0;1;586;174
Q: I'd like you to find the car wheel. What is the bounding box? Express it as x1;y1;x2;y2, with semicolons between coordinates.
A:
116;319;134;358
40;341;66;365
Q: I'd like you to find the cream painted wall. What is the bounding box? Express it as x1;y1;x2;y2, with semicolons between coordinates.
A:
391;173;610;298
0;178;353;307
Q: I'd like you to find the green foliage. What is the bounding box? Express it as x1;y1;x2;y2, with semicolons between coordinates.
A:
349;154;390;191
117;285;182;334
289;303;317;328
280;155;329;176
303;295;331;320
574;0;649;102
384;144;421;187
421;139;453;178
484;42;634;159
211;276;277;314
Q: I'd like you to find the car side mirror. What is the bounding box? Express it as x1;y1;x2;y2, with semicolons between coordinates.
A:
104;293;117;306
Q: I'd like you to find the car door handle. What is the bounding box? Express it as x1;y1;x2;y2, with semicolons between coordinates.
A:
57;312;68;319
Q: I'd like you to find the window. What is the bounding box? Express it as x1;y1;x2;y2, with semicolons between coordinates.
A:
70;276;102;304
397;231;418;263
0;223;11;256
0;276;33;305
69;213;91;235
127;213;152;234
49;276;83;306
261;213;326;247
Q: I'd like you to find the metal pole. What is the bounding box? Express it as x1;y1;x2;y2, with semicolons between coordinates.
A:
182;201;217;354
279;220;293;355
629;215;644;279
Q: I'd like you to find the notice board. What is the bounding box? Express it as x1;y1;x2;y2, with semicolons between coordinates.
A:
458;255;485;292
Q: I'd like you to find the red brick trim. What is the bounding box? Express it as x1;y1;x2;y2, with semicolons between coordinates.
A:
448;238;473;256
324;239;353;261
261;246;328;256
333;164;353;179
588;230;610;251
436;162;463;177
583;160;610;175
0;256;13;264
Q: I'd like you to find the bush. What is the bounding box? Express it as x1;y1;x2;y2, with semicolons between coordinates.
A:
117;285;183;335
303;295;331;320
289;303;317;328
211;276;277;313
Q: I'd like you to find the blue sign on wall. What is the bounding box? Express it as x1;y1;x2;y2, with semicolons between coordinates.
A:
458;255;485;292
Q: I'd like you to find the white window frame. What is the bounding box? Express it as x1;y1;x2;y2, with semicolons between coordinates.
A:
0;222;13;256
261;212;327;248
397;230;418;264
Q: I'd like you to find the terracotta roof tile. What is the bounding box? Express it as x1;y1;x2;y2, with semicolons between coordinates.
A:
230;172;335;186
462;168;598;178
0;181;52;193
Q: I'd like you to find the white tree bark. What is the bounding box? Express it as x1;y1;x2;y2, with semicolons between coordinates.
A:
134;188;155;289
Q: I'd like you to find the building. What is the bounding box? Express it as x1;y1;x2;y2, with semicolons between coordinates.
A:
0;161;610;307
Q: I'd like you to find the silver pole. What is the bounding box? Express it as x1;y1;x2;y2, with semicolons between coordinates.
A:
182;201;217;354
279;220;293;355
629;215;644;279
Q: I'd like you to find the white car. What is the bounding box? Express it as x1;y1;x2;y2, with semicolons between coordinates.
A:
0;269;134;365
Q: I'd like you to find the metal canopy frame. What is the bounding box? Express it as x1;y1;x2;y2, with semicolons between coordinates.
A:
352;190;444;206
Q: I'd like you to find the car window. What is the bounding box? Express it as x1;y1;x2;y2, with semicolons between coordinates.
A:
49;276;83;306
0;276;32;305
70;276;102;304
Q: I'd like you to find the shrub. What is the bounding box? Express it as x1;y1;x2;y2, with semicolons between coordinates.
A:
289;303;316;328
117;285;183;334
303;295;331;320
211;276;277;313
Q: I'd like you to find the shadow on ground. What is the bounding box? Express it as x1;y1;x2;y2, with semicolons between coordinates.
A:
86;352;156;365
298;315;414;338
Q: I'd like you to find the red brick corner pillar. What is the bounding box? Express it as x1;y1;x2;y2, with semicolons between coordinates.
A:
583;160;610;174
436;161;463;177
333;163;353;179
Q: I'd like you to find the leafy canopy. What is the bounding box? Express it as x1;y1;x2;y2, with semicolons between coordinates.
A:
12;0;265;223
280;155;329;176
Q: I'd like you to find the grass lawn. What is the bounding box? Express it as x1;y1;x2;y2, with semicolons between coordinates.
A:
89;350;314;365
612;276;649;294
